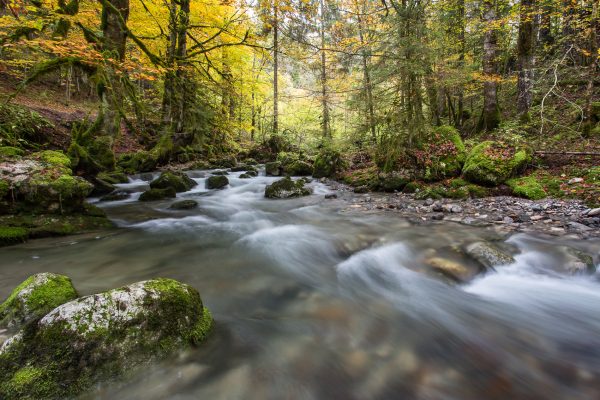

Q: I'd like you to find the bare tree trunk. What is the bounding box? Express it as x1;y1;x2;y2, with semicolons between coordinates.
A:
457;0;465;127
584;0;598;131
517;0;536;116
480;0;501;131
273;3;279;136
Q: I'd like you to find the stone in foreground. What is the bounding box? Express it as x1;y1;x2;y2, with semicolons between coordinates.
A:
0;278;212;400
265;177;312;199
0;273;77;330
464;241;515;269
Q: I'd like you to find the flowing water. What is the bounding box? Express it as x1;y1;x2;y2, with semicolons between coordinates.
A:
1;168;600;400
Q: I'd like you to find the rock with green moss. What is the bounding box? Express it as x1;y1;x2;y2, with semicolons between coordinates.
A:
139;187;177;201
0;179;10;198
377;171;410;192
117;151;158;174
507;176;547;200
462;141;532;186
416;126;466;181
265;176;312;199
97;171;129;185
313;147;344;179
206;175;229;189
284;160;313;176
0;278;213;400
0;273;78;330
169;199;198;210
0;147;24;158
34;150;71;170
265;161;282;176
0;226;28;247
150;171;197;193
403;181;423;194
211;155;238;168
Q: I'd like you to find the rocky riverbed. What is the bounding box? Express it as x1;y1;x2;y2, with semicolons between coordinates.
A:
325;180;600;239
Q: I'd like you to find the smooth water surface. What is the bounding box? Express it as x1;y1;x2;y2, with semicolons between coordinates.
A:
1;168;599;399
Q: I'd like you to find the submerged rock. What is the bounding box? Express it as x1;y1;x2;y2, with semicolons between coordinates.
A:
464;241;515;269
265;176;312;199
0;278;213;400
206;175;229;189
560;246;596;274
0;273;77;330
425;257;479;283
169;199;198;210
100;190;130;202
150;171;197;193
139;187;177;201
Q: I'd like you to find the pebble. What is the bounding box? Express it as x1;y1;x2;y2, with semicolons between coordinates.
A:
568;177;584;184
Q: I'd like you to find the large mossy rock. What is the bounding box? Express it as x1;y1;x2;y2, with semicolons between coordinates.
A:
416;126;466;181
117;151;159;175
507;176;547;200
265;176;312;199
0;150;93;214
0;226;28;247
0;212;113;241
265;161;282;176
313;147;344;179
0;278;213;400
150;171;197;193
462;141;532;186
0;273;77;330
206;175;229;189
139;187;176;201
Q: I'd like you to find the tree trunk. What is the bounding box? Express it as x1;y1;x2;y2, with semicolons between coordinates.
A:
584;0;598;130
356;5;376;143
480;0;501;131
273;3;279;136
517;0;536;116
319;0;331;139
100;0;130;138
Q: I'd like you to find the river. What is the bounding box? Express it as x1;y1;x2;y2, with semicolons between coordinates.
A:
1;167;599;399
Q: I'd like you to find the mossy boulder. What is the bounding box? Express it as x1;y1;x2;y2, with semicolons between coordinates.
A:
211;155;237;168
285;160;313;176
0;273;77;330
0;147;24;158
0;278;213;400
462;141;532;186
265;176;312;199
507;176;547;200
68;135;116;175
117;151;158;174
0;152;93;214
313;147;344;179
265;161;282;176
139;187;176;202
0;226;28;247
100;190;130;202
150;171;197;193
206;175;229;189
97;171;128;185
416;126;466;181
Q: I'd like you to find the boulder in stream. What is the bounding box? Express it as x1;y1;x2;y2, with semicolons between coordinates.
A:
169;199;199;210
265;176;312;199
150;171;197;193
0;273;78;330
0;278;213;400
559;246;596;274
206;175;229;189
265;161;282;176
464;241;515;270
139;187;177;201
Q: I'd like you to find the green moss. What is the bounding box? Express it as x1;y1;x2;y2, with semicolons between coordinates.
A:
0;214;113;239
190;307;213;344
403;181;423;193
206;175;229;189
377;172;410;192
0;226;28;246
0;179;9;198
285;160;313;176
139;187;177;201
0;146;24;158
462;141;532;186
35;150;71;169
265;161;282;176
117;151;158;174
265;176;312;199
150;171;196;192
507;176;547;200
0;273;78;328
1;366;58;400
313;147;344;178
415;126;466;182
341;167;378;189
